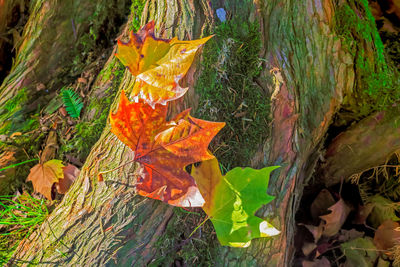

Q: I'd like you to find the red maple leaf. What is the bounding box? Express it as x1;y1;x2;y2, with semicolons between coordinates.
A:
110;91;225;207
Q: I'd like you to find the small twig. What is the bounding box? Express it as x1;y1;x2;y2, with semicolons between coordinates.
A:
188;216;210;239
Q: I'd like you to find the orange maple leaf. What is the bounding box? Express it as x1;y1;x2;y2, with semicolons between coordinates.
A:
115;21;213;107
110;91;225;207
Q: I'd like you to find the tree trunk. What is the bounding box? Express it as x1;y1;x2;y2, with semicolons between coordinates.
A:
0;0;130;193
3;0;399;266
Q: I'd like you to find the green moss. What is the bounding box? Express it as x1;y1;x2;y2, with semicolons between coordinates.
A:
59;59;124;160
334;0;400;120
153;208;218;266
0;88;39;135
130;0;145;31
67;0;130;79
195;19;270;170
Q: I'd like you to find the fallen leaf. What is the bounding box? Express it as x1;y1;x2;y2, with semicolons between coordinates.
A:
316;242;331;256
310;189;335;221
341;237;378;267
116;21;213;107
302;257;331;267
40;130;58;163
190;157;280;247
353;203;374;225
374;220;400;251
77;77;87;84
59;107;68;117
299;222;324;242
110;91;225;207
0;150;16;180
302;242;317;257
10;132;22;138
377;257;391;267
387;0;400;19
338;229;364;242
56;164;80;194
320;198;351;237
27;159;64;200
368;195;400;228
36;83;46;91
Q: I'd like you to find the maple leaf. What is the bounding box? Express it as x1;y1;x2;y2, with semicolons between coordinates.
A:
190;158;280;247
115;21;213;107
374;220;400;251
27;159;64;200
320;198;351;237
109;91;225;207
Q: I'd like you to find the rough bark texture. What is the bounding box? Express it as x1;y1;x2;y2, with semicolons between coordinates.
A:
0;0;130;194
4;0;400;266
322;109;400;186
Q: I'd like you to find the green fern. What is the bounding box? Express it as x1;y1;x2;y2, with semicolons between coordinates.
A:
61;88;83;118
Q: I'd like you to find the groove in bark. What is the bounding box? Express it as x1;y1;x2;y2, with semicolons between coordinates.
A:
322;108;400;186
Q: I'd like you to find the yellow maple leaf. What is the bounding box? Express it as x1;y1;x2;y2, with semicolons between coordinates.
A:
116;21;212;107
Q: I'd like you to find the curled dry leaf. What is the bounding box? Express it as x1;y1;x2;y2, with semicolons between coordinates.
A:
299;221;324;242
56;164;80;194
374;220;400;251
116;21;213;107
337;228;364;243
353;203;374;225
310;189;335;221
302;256;331;267
27;159;64;200
302;242;317;257
320;198;351;237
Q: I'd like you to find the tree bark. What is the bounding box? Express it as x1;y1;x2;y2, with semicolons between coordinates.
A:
0;0;130;193
4;0;400;266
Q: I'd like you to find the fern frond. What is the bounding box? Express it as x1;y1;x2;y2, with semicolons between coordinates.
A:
61;88;83;118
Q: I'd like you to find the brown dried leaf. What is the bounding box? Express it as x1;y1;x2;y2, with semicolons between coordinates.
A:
320;198;351;237
302;242;317;257
302;257;331;267
40;130;58;163
59;107;68;117
311;189;335;221
338;229;364;242
56;164;80;194
10;132;22;138
77;77;87;84
374;220;400;251
27;159;64;200
353;203;374;225
299;221;324;242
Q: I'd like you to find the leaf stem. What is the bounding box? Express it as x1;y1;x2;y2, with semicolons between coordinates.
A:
188;216;210;239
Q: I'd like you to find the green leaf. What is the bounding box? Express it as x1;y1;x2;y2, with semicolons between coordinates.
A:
341;237;378;267
61;88;83;118
368;195;400;228
191;158;280;247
